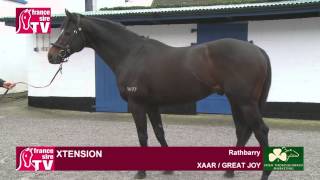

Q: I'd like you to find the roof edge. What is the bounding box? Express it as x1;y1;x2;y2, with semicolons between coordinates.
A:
1;0;320;19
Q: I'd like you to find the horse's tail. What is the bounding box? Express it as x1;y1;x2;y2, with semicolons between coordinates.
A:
258;48;272;112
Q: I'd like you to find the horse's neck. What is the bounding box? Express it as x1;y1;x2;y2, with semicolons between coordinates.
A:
83;17;142;72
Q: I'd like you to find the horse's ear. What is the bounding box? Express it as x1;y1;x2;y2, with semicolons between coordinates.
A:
65;9;77;22
65;9;71;17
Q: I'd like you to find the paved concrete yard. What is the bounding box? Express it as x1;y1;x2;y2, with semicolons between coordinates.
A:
0;97;319;180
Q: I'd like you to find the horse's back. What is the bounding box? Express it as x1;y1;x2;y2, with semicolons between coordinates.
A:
204;38;265;60
187;38;270;99
208;38;268;78
192;38;268;74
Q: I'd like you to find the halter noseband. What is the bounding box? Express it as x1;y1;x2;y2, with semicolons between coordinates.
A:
51;15;86;62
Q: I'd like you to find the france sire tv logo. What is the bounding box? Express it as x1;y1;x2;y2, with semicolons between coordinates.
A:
16;8;51;34
16;147;55;171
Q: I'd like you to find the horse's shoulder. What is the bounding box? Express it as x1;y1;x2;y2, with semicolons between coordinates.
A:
117;61;149;87
117;67;150;100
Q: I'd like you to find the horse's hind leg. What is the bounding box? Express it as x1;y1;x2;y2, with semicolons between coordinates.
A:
239;101;271;180
147;105;168;147
224;100;253;178
147;105;173;175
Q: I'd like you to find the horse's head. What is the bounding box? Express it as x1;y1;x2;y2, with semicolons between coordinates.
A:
48;9;86;64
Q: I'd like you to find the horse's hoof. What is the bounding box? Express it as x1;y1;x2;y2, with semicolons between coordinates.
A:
163;170;174;175
134;171;146;179
224;171;235;178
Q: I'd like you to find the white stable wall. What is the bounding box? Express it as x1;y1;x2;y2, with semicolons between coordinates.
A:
0;0;85;94
0;22;28;93
27;28;95;97
248;17;320;103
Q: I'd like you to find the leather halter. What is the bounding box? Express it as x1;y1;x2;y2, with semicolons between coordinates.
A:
51;15;86;62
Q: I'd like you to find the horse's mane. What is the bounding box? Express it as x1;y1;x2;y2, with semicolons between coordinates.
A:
86;16;146;40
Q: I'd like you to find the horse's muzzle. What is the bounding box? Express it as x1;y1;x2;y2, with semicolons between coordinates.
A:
48;46;69;64
48;53;62;64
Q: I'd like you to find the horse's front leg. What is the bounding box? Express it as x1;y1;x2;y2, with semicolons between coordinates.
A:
129;99;148;179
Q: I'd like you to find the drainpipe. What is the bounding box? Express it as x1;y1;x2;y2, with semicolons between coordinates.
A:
85;0;93;11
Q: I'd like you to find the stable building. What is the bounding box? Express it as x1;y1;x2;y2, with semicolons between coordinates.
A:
1;0;320;119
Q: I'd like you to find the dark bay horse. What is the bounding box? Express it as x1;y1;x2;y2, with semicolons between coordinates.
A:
48;10;272;180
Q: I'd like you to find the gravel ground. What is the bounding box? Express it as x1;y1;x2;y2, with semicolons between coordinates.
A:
0;97;319;180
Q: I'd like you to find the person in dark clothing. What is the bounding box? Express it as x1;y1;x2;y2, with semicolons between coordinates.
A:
0;79;15;89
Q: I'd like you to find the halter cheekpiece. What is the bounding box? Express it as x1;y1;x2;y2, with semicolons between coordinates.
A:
51;14;86;62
